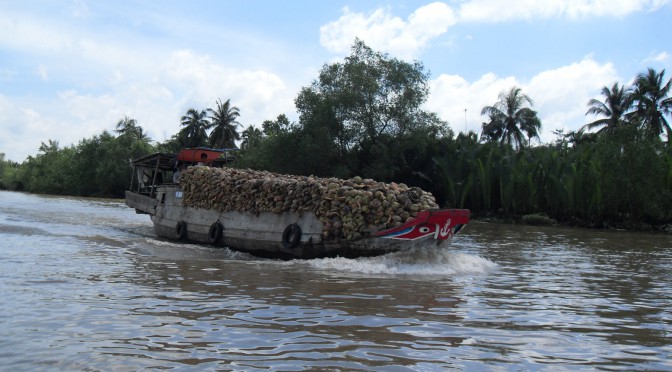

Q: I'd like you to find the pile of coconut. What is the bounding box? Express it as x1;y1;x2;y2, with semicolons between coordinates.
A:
179;166;439;241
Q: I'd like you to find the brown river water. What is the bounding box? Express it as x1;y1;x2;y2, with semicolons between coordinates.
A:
0;190;670;371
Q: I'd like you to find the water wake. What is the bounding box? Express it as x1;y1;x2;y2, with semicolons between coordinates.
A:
129;238;258;261
307;247;497;276
130;238;497;275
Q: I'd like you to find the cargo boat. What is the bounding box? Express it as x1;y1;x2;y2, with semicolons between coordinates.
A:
125;148;469;259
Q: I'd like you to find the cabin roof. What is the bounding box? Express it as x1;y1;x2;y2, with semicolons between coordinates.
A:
131;147;236;170
131;152;177;171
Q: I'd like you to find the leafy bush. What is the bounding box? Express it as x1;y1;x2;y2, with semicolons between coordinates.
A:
521;213;557;226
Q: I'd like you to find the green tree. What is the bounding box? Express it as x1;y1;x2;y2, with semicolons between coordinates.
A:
240;125;262;150
583;82;632;136
0;153;21;190
179;108;210;148
480;86;542;149
631;68;672;140
115;115;151;142
0;153;5;188
155;134;183;153
562;128;597;146
17;140;75;194
294;39;437;177
208;98;241;148
295;87;348;161
262;114;292;136
592;124;667;223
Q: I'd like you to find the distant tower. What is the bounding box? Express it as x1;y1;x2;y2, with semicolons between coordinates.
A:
464;108;467;133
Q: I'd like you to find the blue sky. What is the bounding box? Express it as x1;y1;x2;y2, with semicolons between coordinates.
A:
1;0;670;162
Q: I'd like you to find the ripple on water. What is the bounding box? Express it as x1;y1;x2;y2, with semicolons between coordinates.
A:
2;192;672;370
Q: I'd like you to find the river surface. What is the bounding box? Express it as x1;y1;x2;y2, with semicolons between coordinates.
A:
0;190;670;371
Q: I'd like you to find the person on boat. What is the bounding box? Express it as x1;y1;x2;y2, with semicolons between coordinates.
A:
136;166;151;190
173;162;185;183
197;153;209;166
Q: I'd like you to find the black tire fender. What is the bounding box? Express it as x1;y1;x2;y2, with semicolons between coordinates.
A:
208;221;223;245
282;223;302;249
176;221;187;240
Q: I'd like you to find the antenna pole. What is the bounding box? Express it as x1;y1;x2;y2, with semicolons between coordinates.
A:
464;108;467;133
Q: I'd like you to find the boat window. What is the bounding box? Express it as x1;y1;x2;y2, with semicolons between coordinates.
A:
160;192;166;205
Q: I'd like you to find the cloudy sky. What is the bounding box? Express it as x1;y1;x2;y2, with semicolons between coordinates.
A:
1;0;670;162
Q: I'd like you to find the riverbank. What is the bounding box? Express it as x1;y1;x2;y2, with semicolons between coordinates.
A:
474;212;672;234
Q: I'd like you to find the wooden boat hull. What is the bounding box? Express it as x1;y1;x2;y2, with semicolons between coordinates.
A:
127;185;468;259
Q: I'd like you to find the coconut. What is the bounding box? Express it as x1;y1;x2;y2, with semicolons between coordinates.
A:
179;165;439;241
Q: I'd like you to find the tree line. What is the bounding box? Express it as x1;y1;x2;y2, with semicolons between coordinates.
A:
1;40;671;230
0;97;244;197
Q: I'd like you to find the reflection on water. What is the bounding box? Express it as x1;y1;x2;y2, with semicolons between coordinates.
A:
0;191;670;370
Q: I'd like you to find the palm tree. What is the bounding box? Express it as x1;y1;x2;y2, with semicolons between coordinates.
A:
631;68;672;140
583;82;632;135
480;113;503;143
240;125;263;150
135;126;151;142
115;116;151;141
208;98;241;148
564;128;597;146
115;116;137;136
480;86;542;149
179;108;210;148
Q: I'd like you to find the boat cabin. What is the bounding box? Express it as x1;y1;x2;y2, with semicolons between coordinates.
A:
128;147;234;198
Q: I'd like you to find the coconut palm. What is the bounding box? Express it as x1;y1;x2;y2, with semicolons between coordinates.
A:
240;125;263;150
115;116;137;136
179;108;210;148
583;82;633;135
208;98;241;149
631;68;672;139
564;128;597;146
480;86;542;149
115;116;151;142
136;127;151;142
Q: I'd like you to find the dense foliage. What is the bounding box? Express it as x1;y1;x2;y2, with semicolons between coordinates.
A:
1;132;153;197
1;41;671;229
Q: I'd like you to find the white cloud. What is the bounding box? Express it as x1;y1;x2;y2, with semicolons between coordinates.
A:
58;90;117;122
70;0;91;18
0;9;159;86
0;98;72;163
0;11;76;54
160;50;292;125
0;94;10;128
0;68;16;82
426;72;518;134
426;57;619;143
0;48;297;162
458;0;670;22
526;57;619;141
0;6;300;162
642;51;670;64
320;2;456;59
37;65;49;81
317;0;669;66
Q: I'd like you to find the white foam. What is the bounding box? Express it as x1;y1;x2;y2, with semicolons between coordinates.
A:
131;238;497;274
307;247;498;276
144;237;192;248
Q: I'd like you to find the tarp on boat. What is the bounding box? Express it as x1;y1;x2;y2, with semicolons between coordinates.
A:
176;147;235;164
